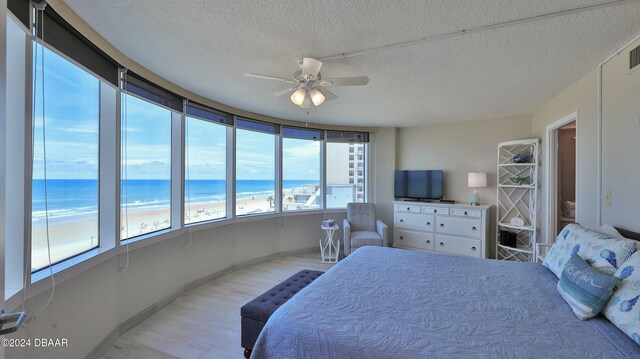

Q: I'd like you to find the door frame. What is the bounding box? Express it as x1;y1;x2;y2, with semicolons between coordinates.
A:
545;111;578;243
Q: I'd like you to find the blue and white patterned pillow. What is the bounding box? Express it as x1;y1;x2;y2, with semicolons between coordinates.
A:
543;223;637;278
557;254;618;320
604;251;640;345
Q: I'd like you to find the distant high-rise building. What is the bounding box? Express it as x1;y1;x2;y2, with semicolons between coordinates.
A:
326;142;366;207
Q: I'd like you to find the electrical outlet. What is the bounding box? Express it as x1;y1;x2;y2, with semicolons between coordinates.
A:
231;239;237;249
604;191;612;206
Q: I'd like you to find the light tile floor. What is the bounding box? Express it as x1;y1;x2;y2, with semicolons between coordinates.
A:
100;252;335;359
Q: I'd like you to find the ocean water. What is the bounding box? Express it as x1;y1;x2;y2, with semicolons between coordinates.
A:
32;179;318;219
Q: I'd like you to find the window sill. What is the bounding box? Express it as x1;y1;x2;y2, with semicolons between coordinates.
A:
121;228;182;252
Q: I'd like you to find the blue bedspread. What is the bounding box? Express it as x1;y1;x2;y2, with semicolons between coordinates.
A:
251;246;640;358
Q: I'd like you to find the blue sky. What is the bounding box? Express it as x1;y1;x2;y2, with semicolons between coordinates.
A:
34;44;321;182
33;45;99;180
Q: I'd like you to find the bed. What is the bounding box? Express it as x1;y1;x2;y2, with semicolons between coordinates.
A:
251;246;640;358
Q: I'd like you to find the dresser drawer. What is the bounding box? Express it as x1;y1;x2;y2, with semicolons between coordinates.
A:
422;206;449;215
435;235;481;258
450;208;482;218
396;230;434;251
396;213;434;231
396;204;421;213
436;217;482;238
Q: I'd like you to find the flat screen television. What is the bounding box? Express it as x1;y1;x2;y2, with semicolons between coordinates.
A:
394;170;444;201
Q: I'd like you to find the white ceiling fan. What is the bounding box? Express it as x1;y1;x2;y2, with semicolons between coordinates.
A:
245;57;369;108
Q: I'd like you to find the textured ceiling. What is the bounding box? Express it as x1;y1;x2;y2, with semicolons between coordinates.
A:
62;0;640;127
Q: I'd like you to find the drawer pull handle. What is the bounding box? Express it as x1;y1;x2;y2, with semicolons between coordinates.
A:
426;222;431;225
400;236;404;240
464;211;468;215
433;209;437;213
471;246;477;251
472;227;477;231
406;207;410;211
426;240;431;244
439;242;444;246
400;219;404;223
440;223;445;227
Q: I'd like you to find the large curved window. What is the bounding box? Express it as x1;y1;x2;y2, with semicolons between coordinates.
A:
120;94;172;240
282;127;322;211
31;45;100;271
14;3;372;286
185;116;227;224
235;119;277;216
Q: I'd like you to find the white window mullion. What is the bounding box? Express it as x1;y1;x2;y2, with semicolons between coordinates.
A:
320;137;326;210
171;111;183;231
275;127;282;213
114;77;123;245
99;82;117;251
4;16;28;299
22;24;33;291
228;125;235;218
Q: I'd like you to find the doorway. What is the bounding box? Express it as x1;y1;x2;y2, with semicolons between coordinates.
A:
546;112;578;242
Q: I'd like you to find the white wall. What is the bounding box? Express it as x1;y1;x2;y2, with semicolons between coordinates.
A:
396;116;533;256
371;128;397;244
531;69;599;242
601;37;640;232
5;213;345;359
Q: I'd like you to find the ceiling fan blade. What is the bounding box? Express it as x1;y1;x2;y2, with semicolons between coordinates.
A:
245;73;297;84
301;58;323;80
318;87;337;102
320;76;369;86
268;87;296;97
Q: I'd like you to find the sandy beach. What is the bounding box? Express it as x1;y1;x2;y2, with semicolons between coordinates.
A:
31;193;281;270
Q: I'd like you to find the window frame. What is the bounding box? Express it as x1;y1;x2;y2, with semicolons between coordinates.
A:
21;35;120;302
234;119;279;217
281;134;323;213
28;38;107;272
118;90;178;243
183;113;232;225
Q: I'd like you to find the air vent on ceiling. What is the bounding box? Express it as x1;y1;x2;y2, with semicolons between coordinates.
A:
631;44;640;70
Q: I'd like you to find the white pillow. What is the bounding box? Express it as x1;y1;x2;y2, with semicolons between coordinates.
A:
597;224;640;251
596;224;625;240
604;251;640;345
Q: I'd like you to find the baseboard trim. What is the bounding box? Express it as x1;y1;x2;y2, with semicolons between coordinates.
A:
85;246;317;359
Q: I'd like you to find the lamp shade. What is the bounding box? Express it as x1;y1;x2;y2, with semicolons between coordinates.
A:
308;88;326;106
290;88;307;106
468;172;487;188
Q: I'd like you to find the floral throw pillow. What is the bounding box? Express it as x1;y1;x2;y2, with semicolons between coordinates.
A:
543;223;637;278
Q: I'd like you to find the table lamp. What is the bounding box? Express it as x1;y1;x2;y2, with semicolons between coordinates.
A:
468;172;487;206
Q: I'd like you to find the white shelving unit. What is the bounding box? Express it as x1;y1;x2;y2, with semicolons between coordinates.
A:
496;139;539;262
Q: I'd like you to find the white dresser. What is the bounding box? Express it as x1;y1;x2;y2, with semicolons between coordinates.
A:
393;201;490;259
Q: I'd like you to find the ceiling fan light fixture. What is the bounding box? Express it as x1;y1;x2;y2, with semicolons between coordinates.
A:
308;88;326;106
300;93;312;109
290;88;307;106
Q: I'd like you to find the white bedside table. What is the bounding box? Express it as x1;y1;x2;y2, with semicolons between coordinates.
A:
320;224;340;263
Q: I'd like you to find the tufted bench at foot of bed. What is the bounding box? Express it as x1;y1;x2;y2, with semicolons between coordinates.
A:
240;269;324;358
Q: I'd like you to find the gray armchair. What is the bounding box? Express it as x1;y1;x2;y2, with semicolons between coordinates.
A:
343;203;388;256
